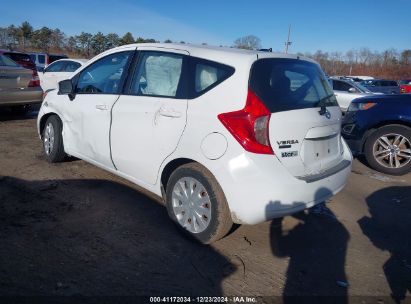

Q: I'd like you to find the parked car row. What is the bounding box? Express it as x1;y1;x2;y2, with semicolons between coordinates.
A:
360;79;401;94
0;54;42;114
0;49;87;112
329;77;379;111
332;75;411;95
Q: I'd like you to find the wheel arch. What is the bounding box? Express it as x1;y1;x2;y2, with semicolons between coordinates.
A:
39;112;62;138
160;158;195;196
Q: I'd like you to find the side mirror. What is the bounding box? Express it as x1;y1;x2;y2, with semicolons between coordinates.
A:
348;87;357;93
58;79;75;100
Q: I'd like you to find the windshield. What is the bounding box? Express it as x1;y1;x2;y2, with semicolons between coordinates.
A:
399;80;411;85
5;52;32;62
250;58;337;113
0;54;20;67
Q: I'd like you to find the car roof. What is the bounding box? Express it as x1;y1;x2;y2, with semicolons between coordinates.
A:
93;43;317;67
50;58;88;64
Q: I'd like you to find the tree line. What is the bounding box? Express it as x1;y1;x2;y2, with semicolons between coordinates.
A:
1;22;410;79
0;21;159;57
299;48;411;80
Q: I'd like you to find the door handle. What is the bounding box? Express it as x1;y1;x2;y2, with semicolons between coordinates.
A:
95;104;108;111
159;108;181;118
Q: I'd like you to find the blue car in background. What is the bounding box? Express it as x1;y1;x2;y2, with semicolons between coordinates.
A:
360;79;401;94
342;94;411;175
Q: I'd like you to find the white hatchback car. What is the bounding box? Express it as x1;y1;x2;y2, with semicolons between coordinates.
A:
37;43;352;243
39;58;88;92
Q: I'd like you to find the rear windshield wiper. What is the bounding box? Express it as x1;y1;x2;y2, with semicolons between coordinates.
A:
315;94;334;116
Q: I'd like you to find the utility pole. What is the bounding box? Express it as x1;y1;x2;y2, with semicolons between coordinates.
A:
284;24;292;54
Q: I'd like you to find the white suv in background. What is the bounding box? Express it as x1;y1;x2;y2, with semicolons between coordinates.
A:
37;44;352;243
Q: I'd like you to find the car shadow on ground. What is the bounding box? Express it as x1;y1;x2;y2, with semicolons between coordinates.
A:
359;186;411;303
267;188;350;303
0;106;39;122
0;176;236;296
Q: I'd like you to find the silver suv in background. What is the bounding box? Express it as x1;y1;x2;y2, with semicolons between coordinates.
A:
330;78;377;111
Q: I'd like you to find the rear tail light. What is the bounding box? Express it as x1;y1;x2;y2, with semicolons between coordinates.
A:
218;89;273;154
28;69;40;87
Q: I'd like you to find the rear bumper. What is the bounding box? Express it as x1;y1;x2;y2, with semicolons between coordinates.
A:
0;87;43;106
214;139;352;225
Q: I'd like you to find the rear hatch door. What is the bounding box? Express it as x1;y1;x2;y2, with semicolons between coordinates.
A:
250;57;345;178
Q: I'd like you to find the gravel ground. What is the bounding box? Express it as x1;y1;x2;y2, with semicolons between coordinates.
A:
0;107;410;302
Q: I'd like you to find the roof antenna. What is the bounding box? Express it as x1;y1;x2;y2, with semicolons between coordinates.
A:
284;24;292;54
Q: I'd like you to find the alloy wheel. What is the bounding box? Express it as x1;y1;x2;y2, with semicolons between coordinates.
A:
373;133;411;169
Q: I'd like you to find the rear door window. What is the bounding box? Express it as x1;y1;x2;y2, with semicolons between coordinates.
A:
250;58;337;113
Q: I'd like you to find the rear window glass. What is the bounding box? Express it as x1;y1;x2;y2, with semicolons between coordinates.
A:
5;52;31;62
38;55;45;64
0;54;19;67
250;58;337;113
384;81;398;86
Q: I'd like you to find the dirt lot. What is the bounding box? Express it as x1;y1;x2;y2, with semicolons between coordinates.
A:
0;107;410;302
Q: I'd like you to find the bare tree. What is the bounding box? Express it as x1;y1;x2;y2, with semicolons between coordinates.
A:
233;35;261;50
400;50;411;65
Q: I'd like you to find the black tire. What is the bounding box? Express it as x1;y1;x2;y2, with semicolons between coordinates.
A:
42;115;67;163
10;105;31;115
165;163;233;244
364;124;411;175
